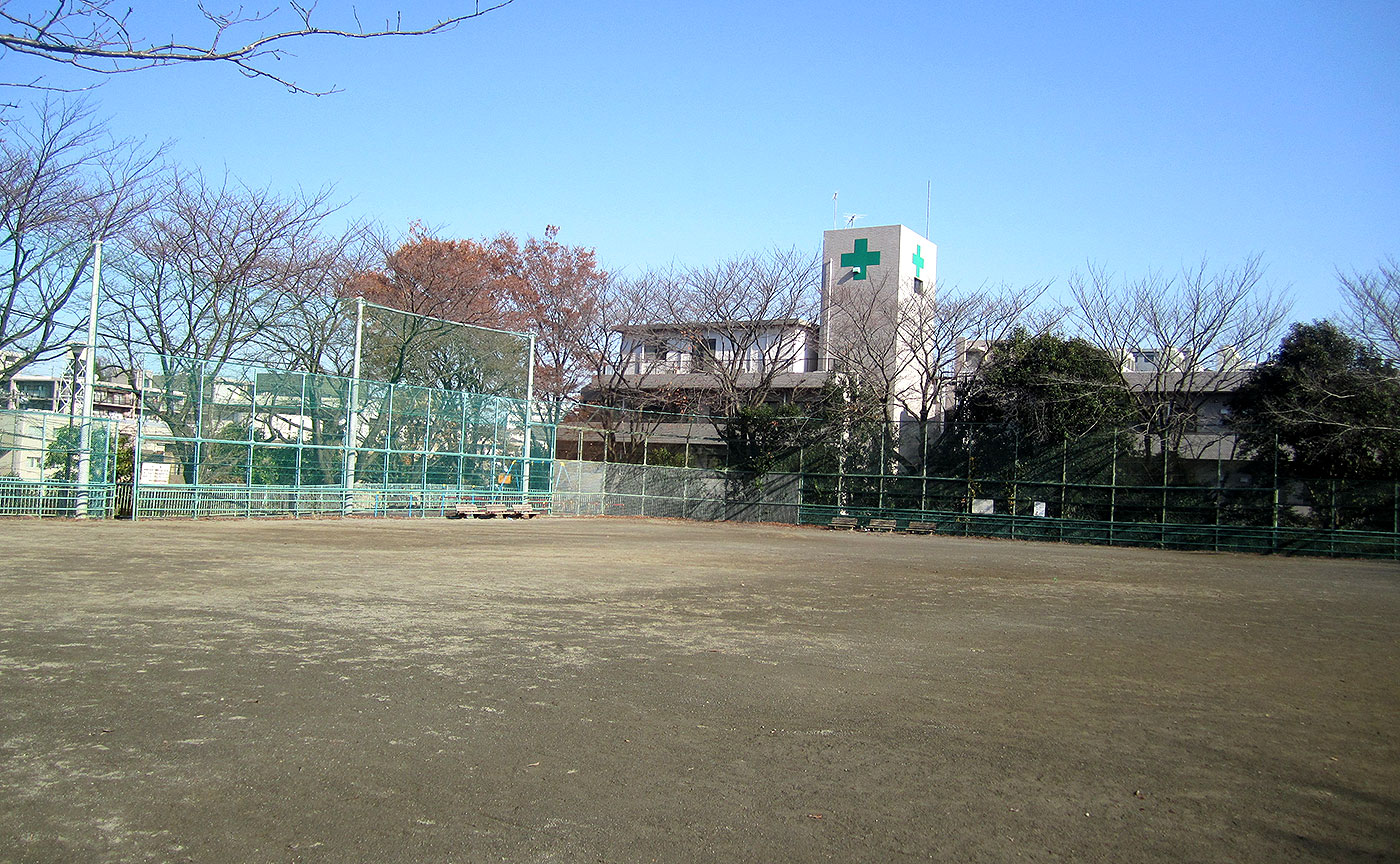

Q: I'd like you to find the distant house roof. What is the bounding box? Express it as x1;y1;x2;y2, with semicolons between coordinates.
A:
1123;369;1251;393
588;370;834;392
617;318;818;336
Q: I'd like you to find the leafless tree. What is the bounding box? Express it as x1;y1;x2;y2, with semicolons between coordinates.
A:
896;281;1049;431
100;171;340;479
567;269;685;462
826;272;1048;468
249;221;376;377
655;248;821;414
0;1;516;95
1337;257;1400;360
1070;255;1291;458
823;273;901;418
0;99;161;380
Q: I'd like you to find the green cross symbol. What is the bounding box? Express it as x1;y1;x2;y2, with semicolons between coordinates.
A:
912;245;926;279
840;238;881;280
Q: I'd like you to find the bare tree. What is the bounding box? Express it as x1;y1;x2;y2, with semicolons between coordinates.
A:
1337;257;1400;360
101;171;340;481
824;273;901;418
568;270;686;462
826;273;1048;469
249;221;376;376
0;99;161;380
1070;255;1291;458
0;1;516;95
657;248;821;414
896;282;1049;437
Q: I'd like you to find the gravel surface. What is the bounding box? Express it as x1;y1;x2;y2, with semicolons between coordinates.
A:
1;517;1396;863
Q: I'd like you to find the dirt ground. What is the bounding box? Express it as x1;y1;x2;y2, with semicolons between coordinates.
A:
0;517;1396;863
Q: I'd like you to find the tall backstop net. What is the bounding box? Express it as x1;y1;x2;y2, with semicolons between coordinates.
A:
131;301;548;519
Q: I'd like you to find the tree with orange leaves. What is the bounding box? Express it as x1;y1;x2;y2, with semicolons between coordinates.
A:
505;226;609;420
350;222;521;328
347;224;527;392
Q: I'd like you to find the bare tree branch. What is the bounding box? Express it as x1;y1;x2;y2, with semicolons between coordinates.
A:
0;1;517;95
1070;255;1291;455
1337;257;1400;361
0;99;164;380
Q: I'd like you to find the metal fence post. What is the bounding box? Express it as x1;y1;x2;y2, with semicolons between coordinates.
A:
920;424;928;514
1271;433;1280;553
131;374;145;521
1160;433;1168;549
1109;430;1117;546
1059;438;1067;542
193;362;204;519
878;428;886;512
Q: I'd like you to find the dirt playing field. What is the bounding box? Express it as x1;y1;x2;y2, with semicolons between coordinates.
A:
0;517;1396;863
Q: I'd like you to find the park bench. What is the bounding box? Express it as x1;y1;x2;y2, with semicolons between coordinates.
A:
507;503;540;519
906;520;938;535
478;504;509;518
867;517;897;532
827;515;858;530
449;502;480;519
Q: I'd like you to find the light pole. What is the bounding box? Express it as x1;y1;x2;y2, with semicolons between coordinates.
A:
75;240;101;518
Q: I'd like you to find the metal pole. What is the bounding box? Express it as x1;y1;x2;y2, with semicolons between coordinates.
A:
877;427;886;511
131;370;143;521
521;334;536;503
75;240;101;518
295;371;306;517
193;361;204;518
920;422;928;514
1060;437;1067;543
345;297;364;515
245;374;256;517
1109;430;1117;545
1271;433;1280;553
1161;431;1168;548
422;390;432;515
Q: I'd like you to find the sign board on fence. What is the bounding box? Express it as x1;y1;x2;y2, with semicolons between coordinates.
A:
972;498;994;515
1033;501;1047;517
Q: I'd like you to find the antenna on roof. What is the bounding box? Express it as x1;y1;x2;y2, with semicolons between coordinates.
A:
845;214;864;227
832;192;838;229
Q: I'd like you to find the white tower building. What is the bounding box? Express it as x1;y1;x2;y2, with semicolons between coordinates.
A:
820;224;937;422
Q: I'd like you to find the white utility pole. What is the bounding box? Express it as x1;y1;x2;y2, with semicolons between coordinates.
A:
75;240;101;518
520;333;536;502
344;297;365;515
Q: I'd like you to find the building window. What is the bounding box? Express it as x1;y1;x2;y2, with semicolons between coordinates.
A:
913;277;924;296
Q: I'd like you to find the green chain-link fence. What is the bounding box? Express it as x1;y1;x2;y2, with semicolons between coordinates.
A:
0;408;125;517
130;356;552;519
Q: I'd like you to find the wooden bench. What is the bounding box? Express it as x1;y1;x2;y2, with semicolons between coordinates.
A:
478;504;509;518
507;503;539;519
867;517;897;532
449;502;480;519
827;515;858;530
906;520;938;535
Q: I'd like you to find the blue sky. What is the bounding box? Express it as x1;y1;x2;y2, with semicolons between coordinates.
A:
9;0;1399;324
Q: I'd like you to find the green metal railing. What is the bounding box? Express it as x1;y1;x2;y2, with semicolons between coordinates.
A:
131;356;552;519
0;408;123;518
